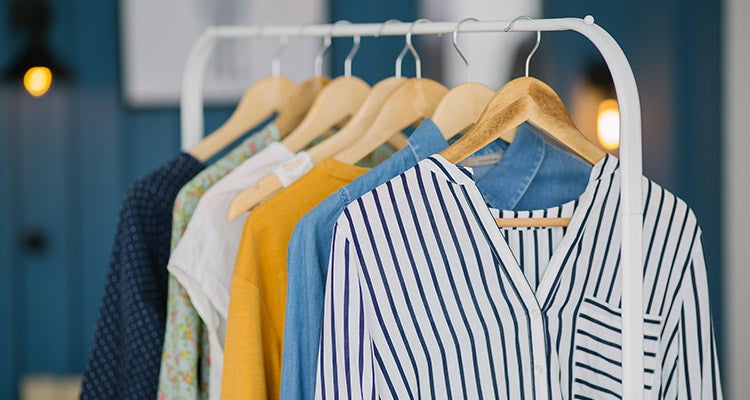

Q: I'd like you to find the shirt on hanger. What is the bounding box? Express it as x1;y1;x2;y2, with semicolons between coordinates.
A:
221;157;369;400
168;142;311;400
81;153;204;400
157;124;279;400
280;120;592;400
316;154;722;399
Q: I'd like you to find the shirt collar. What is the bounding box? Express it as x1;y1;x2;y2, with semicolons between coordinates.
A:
406;118;449;160
406;118;508;163
473;123;545;210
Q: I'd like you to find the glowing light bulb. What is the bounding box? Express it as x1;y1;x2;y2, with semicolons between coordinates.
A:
23;66;53;97
596;99;620;150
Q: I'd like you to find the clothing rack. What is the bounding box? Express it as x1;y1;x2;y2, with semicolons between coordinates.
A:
179;17;645;400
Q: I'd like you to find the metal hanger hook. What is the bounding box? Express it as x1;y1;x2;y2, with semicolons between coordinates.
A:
453;17;478;82
504;15;540;77
396;18;430;79
292;24;310;75
375;19;401;37
314;22;338;77
271;31;290;77
337;21;360;78
374;19;403;77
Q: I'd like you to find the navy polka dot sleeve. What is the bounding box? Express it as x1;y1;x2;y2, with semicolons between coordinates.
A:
81;153;204;399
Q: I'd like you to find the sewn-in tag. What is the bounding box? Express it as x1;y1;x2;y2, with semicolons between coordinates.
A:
273;151;314;187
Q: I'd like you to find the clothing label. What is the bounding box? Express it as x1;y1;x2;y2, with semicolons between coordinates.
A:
274;152;314;187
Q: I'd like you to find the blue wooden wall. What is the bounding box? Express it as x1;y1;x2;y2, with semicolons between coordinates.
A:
541;0;724;372
329;0;417;82
0;0;724;398
0;0;415;398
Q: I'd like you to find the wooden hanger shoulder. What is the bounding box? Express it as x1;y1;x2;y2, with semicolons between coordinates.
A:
226;173;283;221
440;77;606;164
431;81;495;140
439;76;605;228
494;217;570;228
226;78;407;219
281;76;371;152
275;76;331;137
334;78;448;165
306;76;408;165
524;78;605;164
188;76;296;162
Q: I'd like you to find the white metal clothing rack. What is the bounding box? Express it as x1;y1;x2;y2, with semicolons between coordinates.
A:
179;17;645;400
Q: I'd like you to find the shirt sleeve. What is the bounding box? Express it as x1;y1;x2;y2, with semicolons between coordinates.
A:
281;221;326;400
315;220;379;400
675;234;723;399
157;276;205;400
81;154;204;400
222;215;283;400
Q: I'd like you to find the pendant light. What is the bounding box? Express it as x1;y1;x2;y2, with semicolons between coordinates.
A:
2;0;70;97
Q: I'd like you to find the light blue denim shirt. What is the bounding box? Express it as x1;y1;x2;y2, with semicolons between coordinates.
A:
279;119;591;400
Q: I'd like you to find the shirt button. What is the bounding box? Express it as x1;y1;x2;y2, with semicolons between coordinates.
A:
535;365;544;375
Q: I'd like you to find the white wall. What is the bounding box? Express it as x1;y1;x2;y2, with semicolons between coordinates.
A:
723;0;750;397
419;0;541;89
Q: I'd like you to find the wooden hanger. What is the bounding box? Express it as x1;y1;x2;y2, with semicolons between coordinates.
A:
431;82;495;140
306;76;408;164
333;80;448;164
281;32;372;152
187;36;297;162
440;78;604;228
226;77;414;221
233;75;369;222
273;26;345;138
303;21;415;164
334;19;449;164
226;20;436;221
431;19;496;140
226;31;374;221
439;77;606;164
334;77;448;165
440;22;606;228
225;73;391;219
274;76;330;137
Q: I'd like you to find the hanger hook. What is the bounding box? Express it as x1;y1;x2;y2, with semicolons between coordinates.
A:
271;30;290;77
338;21;360;78
293;24;310;74
453;17;477;82
375;19;402;77
314;22;338;77
504;15;540;77
396;18;430;79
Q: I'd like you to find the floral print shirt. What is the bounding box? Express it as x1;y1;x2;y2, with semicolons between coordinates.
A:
157;124;279;400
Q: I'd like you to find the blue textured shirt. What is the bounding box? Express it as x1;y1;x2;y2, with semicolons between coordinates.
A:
81;153;204;400
280;119;591;400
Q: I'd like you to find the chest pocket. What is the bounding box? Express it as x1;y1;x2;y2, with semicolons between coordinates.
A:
572;296;662;400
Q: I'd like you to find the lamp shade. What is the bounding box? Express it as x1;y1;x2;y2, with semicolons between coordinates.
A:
2;0;70;87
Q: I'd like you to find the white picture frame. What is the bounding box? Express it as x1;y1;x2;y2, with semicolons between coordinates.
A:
119;0;326;107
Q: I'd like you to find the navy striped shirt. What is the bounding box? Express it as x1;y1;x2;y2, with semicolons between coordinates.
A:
315;154;722;399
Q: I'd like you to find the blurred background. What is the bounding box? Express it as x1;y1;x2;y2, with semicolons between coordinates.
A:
0;0;747;398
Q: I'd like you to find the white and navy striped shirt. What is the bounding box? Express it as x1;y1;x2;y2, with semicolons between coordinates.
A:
315;154;721;399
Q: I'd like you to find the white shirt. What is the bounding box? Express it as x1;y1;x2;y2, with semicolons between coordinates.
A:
316;154;722;399
168;142;312;400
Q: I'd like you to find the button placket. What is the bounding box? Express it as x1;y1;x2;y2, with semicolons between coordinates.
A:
527;300;548;400
495;247;549;399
